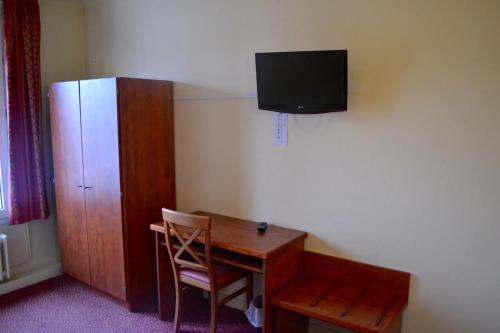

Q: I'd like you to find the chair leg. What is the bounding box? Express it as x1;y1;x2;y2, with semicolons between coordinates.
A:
246;273;253;307
173;279;182;332
210;290;218;333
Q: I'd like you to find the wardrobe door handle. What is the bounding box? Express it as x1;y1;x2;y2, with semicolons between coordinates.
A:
77;185;83;188
84;186;93;189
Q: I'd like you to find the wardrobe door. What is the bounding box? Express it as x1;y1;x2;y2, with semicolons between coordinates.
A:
49;82;90;284
80;78;126;300
118;78;175;311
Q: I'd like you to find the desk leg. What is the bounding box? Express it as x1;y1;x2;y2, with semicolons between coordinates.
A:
155;232;175;321
262;239;304;333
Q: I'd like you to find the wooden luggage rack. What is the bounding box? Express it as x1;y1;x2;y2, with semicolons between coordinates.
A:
272;251;410;333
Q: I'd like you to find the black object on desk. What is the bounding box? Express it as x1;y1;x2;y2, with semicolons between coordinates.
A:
257;222;268;232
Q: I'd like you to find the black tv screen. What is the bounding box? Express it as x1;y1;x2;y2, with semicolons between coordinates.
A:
255;50;347;114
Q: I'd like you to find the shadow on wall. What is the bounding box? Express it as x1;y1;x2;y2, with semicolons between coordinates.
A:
403;275;457;333
305;233;352;259
345;35;415;121
173;86;257;217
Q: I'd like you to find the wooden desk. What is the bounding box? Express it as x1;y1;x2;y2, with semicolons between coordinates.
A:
150;211;307;333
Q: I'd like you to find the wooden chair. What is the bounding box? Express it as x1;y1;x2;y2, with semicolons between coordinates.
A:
162;209;253;333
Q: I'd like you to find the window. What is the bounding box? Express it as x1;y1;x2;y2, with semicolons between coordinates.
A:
0;102;7;221
0;124;7;220
0;105;7;221
0;10;7;222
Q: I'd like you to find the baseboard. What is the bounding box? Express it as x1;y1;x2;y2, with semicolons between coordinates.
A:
0;262;62;295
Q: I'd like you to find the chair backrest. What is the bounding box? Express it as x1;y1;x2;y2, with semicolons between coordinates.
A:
162;209;214;283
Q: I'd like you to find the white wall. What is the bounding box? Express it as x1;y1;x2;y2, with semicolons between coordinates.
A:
0;0;85;293
82;1;500;332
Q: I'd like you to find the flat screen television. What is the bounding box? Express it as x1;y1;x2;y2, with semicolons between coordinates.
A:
255;50;347;114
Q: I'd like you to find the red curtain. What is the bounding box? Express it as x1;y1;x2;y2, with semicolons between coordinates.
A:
3;0;48;224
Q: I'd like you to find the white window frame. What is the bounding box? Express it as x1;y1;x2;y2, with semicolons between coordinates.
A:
0;103;7;222
0;119;7;222
0;6;8;223
0;109;7;222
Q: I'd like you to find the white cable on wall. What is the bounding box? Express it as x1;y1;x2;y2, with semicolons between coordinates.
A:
173;95;257;101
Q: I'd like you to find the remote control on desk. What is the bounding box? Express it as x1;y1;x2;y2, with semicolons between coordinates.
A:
257;222;268;232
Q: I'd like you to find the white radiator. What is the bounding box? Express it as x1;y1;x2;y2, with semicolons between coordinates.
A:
0;233;10;282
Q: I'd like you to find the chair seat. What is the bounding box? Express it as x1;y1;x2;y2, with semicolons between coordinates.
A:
180;263;248;288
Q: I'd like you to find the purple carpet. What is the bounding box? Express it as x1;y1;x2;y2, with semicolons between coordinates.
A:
0;276;260;333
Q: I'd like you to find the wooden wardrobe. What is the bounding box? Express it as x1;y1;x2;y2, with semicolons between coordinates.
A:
49;77;175;311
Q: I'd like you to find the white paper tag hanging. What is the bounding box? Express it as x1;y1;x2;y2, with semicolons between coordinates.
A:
273;112;287;147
